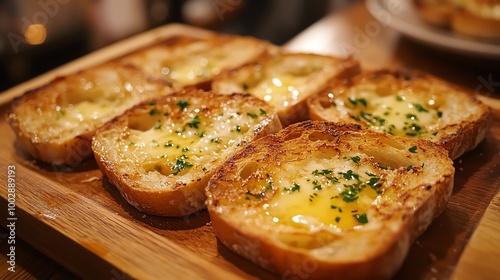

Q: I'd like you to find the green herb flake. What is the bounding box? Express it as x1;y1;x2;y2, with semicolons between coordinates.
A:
242;83;249;90
210;138;222;144
176;99;189;110
335;217;341;223
259;108;267;115
187;115;201;129
171;157;193;175
340;185;358;202
409;146;418;153
351;156;361;164
149;108;161;116
407;165;413;171
247;112;258;119
236;125;241;132
354;213;368;224
284;183;301;193
312;169;333;176
414;104;429;113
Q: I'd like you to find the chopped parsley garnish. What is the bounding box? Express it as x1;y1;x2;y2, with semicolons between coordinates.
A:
210;138;222;144
335;217;341;223
242;83;249;90
259;108;267;115
349;97;367;107
354;213;368;224
164;140;174;147
351;156;361;164
176;99;189;110
340;185;358;202
245;190;262;200
154;123;162;130
148;101;156;106
149;108;161;116
407;165;413;171
406;113;418;120
409;146;418;153
312;180;322;191
171;156;193;175
414;104;429;112
284;183;301;193
247;112;258;119
187;115;201;129
313;169;333;176
236;125;241;132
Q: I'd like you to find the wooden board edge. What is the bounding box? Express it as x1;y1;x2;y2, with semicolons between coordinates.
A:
451;186;500;280
0;158;243;280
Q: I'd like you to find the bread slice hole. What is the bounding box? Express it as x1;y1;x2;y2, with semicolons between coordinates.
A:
318;98;333;109
240;164;258;180
308;132;335;142
128;115;159;131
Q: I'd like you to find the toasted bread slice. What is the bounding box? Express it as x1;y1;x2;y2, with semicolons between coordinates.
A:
206;121;454;279
92;89;282;217
120;35;277;89
307;69;491;160
211;53;360;126
414;0;500;39
7;62;172;165
414;0;455;27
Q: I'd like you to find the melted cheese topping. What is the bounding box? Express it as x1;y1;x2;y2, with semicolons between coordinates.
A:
245;154;386;230
134;38;266;87
120;101;267;177
226;56;333;110
334;90;444;138
31;68;158;141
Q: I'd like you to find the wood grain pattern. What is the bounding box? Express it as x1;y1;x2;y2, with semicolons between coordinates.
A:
0;5;499;279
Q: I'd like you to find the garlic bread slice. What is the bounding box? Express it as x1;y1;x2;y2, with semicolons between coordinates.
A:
206;121;454;279
120;35;276;89
308;69;491;160
212;53;359;126
7;62;172;165
92;89;282;217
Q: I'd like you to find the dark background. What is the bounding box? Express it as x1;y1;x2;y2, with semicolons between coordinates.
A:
0;0;354;92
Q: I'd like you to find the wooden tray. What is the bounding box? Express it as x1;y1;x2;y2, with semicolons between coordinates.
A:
0;23;499;280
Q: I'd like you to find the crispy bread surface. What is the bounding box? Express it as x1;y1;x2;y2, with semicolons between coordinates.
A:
307;69;491;159
206;121;454;279
212;53;360;126
7;62;172;165
92;89;282;216
120;35;277;89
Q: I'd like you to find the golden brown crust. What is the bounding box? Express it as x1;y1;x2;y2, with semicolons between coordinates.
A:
7;62;173;165
92;89;282;217
206;121;454;279
307;68;491;160
120;34;278;89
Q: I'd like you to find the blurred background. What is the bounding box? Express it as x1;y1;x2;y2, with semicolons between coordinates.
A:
0;0;354;92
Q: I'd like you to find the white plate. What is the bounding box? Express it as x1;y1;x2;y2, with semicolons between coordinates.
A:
365;0;500;59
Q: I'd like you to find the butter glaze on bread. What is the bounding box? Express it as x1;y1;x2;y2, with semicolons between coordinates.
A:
120;35;277;89
7;62;172;165
206;121;454;279
92;89;282;216
307;69;491;160
212;53;360;126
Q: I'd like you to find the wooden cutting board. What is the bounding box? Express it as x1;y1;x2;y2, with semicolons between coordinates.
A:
0;23;499;280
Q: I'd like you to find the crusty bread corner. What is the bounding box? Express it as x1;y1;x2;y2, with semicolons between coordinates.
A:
206;121;454;279
6;62;173;165
92;89;282;217
119;34;278;90
307;68;491;160
211;53;360;127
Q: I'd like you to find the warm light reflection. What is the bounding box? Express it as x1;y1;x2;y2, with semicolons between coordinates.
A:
24;24;47;45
